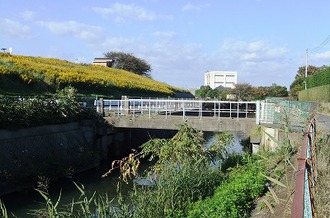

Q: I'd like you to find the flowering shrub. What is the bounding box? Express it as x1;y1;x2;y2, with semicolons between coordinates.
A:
0;53;185;96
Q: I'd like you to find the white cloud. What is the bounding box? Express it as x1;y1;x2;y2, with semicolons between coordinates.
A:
221;39;287;62
182;3;201;12
215;39;294;86
152;31;177;40
93;3;155;22
313;50;330;60
38;20;104;42
20;10;36;21
0;18;31;38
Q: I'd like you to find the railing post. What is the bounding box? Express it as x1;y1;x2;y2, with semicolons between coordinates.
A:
218;102;221;121
100;98;104;117
229;102;232;118
237;102;239;121
148;99;151;118
256;101;260;124
183;102;185;120
213;102;216;117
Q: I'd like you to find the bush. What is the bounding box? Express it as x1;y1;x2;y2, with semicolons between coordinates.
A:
186;157;267;218
130;159;223;218
306;67;330;88
298;84;330;102
0;87;101;130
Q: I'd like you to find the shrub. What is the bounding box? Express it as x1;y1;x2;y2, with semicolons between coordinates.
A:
186;157;267;218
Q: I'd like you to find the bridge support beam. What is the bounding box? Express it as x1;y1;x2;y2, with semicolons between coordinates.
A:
105;116;257;135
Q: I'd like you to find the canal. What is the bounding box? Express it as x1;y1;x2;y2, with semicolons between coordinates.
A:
1;130;244;217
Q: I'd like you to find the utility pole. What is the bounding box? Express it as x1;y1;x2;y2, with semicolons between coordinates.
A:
305;49;308;90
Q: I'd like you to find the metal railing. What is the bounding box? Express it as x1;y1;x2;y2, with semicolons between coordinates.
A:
95;98;260;123
291;118;317;218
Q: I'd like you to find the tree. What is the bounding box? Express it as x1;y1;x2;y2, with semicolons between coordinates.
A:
268;83;288;97
104;51;152;77
195;86;216;98
290;65;322;99
230;83;254;101
253;87;268;100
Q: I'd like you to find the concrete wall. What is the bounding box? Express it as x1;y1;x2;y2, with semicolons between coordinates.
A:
0;121;177;196
0;121;107;196
252;125;286;153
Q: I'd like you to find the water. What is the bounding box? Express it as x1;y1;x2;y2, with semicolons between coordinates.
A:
1;164;132;217
1;131;244;217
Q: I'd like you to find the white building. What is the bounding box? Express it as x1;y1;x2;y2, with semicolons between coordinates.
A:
204;71;237;89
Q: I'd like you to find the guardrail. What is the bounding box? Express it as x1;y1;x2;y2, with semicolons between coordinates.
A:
95;98;260;123
291;118;317;218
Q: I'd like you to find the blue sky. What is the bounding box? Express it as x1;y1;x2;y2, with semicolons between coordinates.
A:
1;0;330;89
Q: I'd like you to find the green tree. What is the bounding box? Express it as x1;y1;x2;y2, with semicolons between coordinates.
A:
253;86;268;100
230;83;254;101
268;83;288;97
195;86;215;98
290;65;323;99
104;51;152;77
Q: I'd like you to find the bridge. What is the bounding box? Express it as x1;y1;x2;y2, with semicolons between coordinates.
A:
95;98;273;133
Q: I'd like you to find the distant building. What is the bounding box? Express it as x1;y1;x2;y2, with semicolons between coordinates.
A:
92;58;114;67
204;71;237;89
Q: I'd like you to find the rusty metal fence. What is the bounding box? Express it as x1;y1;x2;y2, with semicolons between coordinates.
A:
291;118;317;218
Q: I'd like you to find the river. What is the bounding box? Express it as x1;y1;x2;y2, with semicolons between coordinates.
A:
1;131;244;217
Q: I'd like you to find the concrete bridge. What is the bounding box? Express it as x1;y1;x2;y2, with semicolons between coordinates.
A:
95;98;272;134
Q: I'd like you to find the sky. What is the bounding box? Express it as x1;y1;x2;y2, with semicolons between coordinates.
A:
1;0;330;90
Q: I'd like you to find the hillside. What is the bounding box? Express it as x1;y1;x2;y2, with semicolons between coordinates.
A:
0;53;187;98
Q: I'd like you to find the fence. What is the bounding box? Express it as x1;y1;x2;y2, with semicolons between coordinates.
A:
258;98;315;131
95;98;259;123
291;118;317;217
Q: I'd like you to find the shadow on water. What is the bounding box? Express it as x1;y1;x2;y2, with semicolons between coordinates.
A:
1;163;133;217
2;131;244;217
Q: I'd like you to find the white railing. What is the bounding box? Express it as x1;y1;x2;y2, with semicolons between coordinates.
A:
95;98;260;124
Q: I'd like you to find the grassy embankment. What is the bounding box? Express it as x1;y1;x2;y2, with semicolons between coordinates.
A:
0;53;187;98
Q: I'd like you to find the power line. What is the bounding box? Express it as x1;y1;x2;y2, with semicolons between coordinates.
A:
309;34;330;53
304;34;330;90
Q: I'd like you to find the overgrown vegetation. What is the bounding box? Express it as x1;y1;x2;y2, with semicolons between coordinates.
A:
186;156;267;218
0;86;101;130
0;53;186;97
290;65;329;99
101;123;235;217
298;84;330;102
0;116;318;217
315;106;330;217
306;66;330;88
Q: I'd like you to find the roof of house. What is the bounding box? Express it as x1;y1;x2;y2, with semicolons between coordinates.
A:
93;58;113;63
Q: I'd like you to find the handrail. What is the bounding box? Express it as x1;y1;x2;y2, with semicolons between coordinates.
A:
95;98;259;123
291;118;317;218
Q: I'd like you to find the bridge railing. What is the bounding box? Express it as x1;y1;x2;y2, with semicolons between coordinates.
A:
95;98;260;123
291;118;317;218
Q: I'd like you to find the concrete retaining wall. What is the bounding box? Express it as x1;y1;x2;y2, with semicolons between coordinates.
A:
0;121;110;196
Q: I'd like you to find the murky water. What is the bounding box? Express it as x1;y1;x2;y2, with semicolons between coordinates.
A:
2;164;132;217
1;131;244;217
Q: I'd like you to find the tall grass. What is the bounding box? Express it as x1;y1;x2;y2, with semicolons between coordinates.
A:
315;124;330;217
